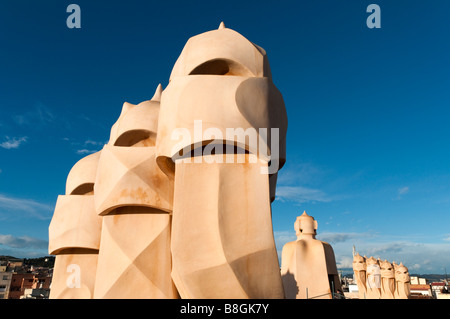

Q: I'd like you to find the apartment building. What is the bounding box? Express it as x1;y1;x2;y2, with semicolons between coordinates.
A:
0;272;12;299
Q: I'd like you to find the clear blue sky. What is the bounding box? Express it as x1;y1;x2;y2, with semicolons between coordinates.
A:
0;0;449;274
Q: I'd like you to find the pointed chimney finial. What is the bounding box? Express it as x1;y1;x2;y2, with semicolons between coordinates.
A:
218;21;225;29
120;101;134;116
151;83;163;102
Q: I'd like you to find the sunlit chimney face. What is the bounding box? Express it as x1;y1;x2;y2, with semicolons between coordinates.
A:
66;151;101;195
395;265;410;283
169;23;272;80
109;85;162;148
294;211;318;238
353;254;367;271
380;260;395;278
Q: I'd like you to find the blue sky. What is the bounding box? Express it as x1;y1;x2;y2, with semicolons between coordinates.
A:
0;0;449;274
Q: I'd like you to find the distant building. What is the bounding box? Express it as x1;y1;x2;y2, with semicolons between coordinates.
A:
0;256;54;299
9;273;36;299
410;276;427;285
33;275;52;290
22;287;50;299
410;284;433;298
407;276;432;299
432;282;450;299
6;259;25;273
0;272;12;299
8;272;52;299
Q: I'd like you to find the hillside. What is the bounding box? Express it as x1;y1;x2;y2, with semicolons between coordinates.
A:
0;255;55;268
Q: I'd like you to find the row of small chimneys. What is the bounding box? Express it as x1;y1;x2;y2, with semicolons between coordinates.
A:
352;253;410;299
353;254;410;275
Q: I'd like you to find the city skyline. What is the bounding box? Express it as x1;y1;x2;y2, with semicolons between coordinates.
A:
0;0;449;274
